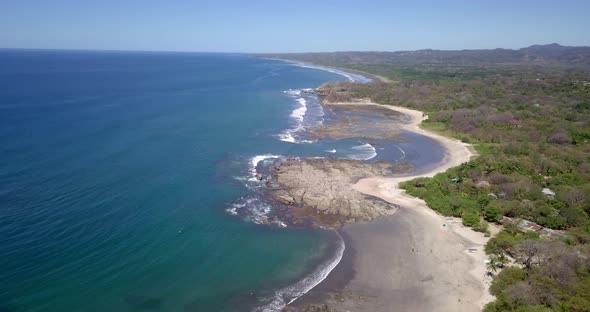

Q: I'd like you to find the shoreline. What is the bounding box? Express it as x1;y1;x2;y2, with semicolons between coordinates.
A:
253;60;493;311
291;100;494;311
260;56;387;83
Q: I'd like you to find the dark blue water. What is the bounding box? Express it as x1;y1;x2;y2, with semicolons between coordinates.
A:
0;50;356;312
0;50;444;312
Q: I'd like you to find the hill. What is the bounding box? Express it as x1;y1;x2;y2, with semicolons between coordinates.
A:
258;44;590;81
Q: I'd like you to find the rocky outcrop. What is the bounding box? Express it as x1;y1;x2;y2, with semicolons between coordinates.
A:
309;102;406;141
310;115;403;141
268;158;414;227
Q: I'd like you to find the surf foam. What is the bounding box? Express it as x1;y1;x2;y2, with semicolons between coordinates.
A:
348;143;377;160
252;232;345;312
286;62;372;83
249;154;281;181
290;98;307;122
279;95;308;143
283;89;302;96
392;144;406;161
226;196;273;225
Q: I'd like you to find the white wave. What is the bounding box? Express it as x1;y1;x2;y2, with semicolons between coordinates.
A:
325;149;337;153
270;220;287;228
249;154;280;181
252;232;345;312
290;98;307;122
279;98;308;143
226;206;239;216
392;144;406;161
278;131;314;144
226;196;275;226
286;61;372;83
278;132;296;143
251;203;272;222
348;143;377;160
284;89;302;96
226;197;247;215
293;63;355;82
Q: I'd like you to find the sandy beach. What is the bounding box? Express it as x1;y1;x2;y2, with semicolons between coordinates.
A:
293;100;495;311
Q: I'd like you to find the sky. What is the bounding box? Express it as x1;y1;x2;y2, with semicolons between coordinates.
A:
1;0;589;53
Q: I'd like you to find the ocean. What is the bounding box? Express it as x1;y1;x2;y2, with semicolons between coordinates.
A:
0;50;442;312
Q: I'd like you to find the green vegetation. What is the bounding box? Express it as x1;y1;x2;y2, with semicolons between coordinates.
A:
305;55;590;234
483;227;590;312
263;45;590;311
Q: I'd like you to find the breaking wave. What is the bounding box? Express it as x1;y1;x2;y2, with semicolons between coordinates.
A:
233;63;374;311
348;143;377;160
279;90;308;143
226;196;286;227
392;144;406;161
248;154;281;181
288;62;372;83
252;232;345;312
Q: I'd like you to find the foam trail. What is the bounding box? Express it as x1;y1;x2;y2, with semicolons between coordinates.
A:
326;149;337;153
392;144;406;160
252;232;345;312
348;143;377;160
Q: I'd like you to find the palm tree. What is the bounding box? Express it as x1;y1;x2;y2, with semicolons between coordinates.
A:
486;257;498;276
496;252;508;268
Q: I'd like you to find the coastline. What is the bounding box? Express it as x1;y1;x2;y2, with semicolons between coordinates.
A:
260;56;388;83
291;100;495;311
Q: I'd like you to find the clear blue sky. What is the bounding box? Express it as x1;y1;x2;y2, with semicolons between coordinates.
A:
1;0;589;52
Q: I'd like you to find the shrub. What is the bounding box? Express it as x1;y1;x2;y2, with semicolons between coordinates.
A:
489;172;511;184
559;206;589;228
474;220;490;234
485;206;501;222
548;132;572;145
566;226;590;244
462;210;481;227
490;266;526;297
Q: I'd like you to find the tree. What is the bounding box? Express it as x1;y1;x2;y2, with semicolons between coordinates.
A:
506;282;540;306
489;266;526;297
487;257;498;275
515;239;542;270
496;252;509;268
559;206;589;228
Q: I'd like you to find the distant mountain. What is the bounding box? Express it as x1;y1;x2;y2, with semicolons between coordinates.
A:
258;44;590;68
519;43;590;65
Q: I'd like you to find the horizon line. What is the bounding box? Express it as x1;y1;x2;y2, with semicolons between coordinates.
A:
1;42;588;55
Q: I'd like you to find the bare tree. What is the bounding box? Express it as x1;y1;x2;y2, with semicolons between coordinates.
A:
560;188;586;207
506;282;540;306
541;243;582;286
516;239;543;270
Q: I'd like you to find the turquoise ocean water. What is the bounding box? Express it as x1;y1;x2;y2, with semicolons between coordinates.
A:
0;50;443;311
